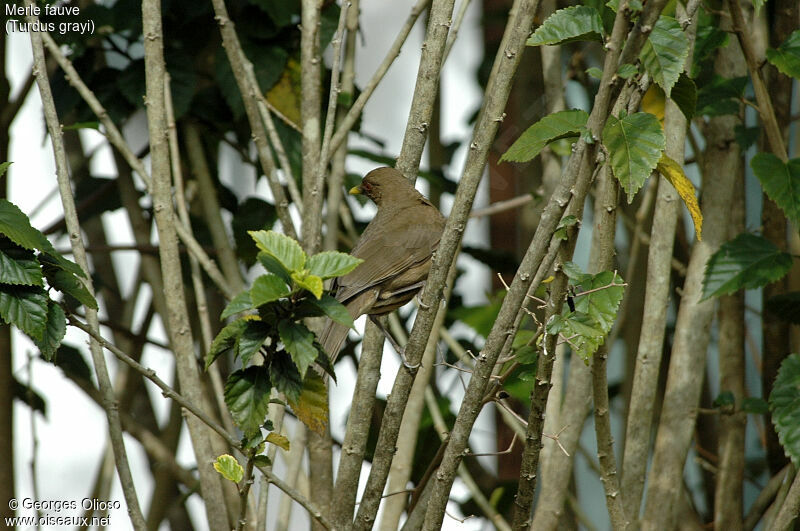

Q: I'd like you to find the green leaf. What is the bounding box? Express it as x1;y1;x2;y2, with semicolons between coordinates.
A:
572;270;625;334
278;321;318;378
41;259;98;310
547;264;625;362
602;112;665;202
224;366;272;436
713;391;736;409
547;311;606;362
258;252;293;286
306;294;355;329
250;230;305;273
770;354;800;465
639;16;690;97
288;371;328;434
206;319;248;369
735;125;760;150
306;251;363;279
269;351;303;403
250;274;291;307
0;250;43;286
0;162;11;178
766;30;800;78
702;233;793;299
213;454;244;483
586;67;603;80
0;287;49;341
500;110;589;163
221;291;255;320
0;199;56;253
670;72;697;121
291;271;323;299
696;75;747;117
33;302;66;361
239;321;270;366
449;292;505;338
765;292;800;325
554;215;579;241
617;63;639;79
751;154;800;226
527;6;604;46
253;454;273;467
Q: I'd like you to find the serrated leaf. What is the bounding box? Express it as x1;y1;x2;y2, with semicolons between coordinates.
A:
258;252;293;285
639;16;689;97
291;271;323;299
735;125;760;150
751;154;800;226
306;251;363;279
702;233;793;299
252;454;273;467
0;287;49;341
249;230;306;273
225;367;272;436
239;321;270;366
766;31;800;78
618;63;639;79
765;292;800;325
603;112;665;202
572;270;625;334
289;371;328;434
213;454;244;483
500;109;588;163
221;291;255;320
270;351;303;402
250;274;291;307
307;294;355;329
0;250;43;286
33;302;66;361
527;6;604;46
547;310;606;362
554;215;579;241
0;199;56;254
657;154;702;240
278;321;318;378
587;67;603;80
41;262;98;310
206;319;248;369
770;354;800;464
266;432;291;451
547;266;625;362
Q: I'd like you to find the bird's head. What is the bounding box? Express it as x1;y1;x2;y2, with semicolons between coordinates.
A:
349;167;418;206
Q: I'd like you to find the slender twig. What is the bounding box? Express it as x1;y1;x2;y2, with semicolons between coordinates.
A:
326;0;432;163
442;0;473;62
25;5;146;528
235;458;256;531
744;465;791;531
36;31;235;299
66;315;333;529
209;0;299;240
728;0;789;162
469;194;535;218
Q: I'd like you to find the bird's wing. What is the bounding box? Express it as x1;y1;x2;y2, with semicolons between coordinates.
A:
335;206;443;303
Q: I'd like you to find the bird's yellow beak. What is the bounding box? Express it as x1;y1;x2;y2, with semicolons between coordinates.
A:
349;185;361;195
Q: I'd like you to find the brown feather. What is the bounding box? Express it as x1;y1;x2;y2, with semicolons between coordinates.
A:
319;167;445;366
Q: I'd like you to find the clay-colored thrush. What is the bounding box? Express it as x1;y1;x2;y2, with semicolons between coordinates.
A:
319;167;446;365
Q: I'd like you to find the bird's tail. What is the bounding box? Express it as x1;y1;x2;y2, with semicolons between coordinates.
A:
318;319;351;367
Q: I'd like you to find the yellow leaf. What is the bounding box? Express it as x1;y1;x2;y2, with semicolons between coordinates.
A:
213;454;244;483
289;371;328;435
642;85;665;123
266;57;302;131
657;154;702;240
265;432;291;452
